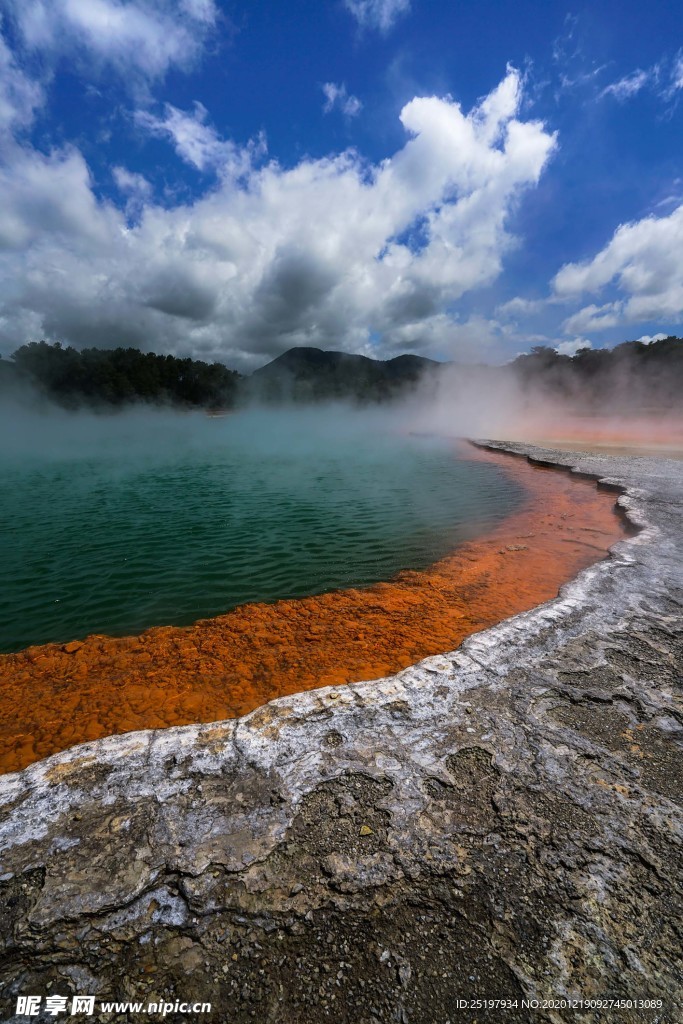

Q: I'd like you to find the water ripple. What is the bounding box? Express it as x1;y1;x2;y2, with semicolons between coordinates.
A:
0;412;524;651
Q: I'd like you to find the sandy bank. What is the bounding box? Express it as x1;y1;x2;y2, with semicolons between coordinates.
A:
521;438;683;459
510;411;683;459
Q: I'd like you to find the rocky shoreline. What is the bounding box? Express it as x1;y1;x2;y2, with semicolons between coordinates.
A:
1;441;681;1023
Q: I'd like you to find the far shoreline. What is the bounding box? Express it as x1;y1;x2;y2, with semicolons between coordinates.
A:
520;438;683;459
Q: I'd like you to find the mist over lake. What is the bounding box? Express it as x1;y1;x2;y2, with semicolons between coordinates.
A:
0;405;524;653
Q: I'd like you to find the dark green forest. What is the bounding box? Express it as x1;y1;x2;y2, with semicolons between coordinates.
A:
1;342;241;410
0;335;682;410
511;336;683;410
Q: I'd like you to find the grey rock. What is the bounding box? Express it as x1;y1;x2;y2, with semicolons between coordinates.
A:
1;441;682;1024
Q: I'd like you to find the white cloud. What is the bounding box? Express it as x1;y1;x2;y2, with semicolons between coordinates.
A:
112;165;152;219
379;313;504;361
5;0;218;86
665;50;683;97
600;68;652;101
0;145;116;252
135;102;265;176
558;64;608;93
553;203;683;329
112;165;152;196
0;68;556;368
555;337;591;356
599;53;683;105
561;301;622;334
343;0;410;33
179;0;216;22
654;189;683;210
637;332;667;344
674;53;683;88
0;28;44;133
322;82;362;118
497;295;549;318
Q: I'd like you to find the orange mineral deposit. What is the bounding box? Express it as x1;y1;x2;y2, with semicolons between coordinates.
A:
0;446;627;774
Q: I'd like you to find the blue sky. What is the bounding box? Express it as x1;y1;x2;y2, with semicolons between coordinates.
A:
0;0;682;369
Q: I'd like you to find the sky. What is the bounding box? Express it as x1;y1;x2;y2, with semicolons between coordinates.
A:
0;0;682;371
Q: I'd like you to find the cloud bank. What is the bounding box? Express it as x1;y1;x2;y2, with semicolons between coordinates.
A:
555;203;683;332
0;66;557;369
4;0;218;87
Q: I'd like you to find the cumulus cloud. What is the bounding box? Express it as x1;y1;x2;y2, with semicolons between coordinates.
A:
561;301;622;334
0;67;557;368
322;82;362;117
343;0;410;33
379;313;505;361
553;203;683;329
555;337;591;356
637;332;668;344
0;146;117;252
5;0;218;86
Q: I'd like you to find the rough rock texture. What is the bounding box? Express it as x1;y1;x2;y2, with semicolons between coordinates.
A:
1;442;682;1024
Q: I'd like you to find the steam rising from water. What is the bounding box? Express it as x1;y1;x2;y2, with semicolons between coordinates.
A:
405;361;683;451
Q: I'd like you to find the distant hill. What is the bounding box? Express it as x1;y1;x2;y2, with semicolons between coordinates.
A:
2;336;682;412
0;342;441;410
247;346;441;403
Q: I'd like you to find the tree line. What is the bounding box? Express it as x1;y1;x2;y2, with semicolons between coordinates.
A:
0;335;681;411
2;342;241;410
510;336;683;411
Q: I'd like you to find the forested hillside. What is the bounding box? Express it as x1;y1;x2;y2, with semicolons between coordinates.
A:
511;336;683;410
3;342;241;410
1;336;682;411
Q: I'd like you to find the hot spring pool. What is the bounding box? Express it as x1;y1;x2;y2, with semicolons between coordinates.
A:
0;407;525;652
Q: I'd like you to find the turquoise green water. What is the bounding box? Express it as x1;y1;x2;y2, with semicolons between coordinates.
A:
0;407;524;653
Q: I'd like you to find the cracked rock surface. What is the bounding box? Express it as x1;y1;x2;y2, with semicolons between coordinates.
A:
1;441;682;1024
